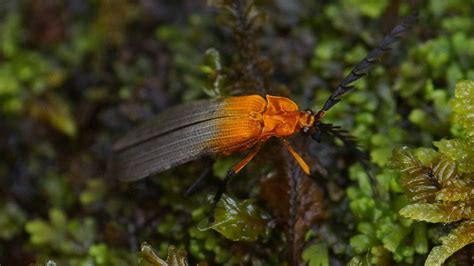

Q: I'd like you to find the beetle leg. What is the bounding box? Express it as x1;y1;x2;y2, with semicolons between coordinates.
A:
184;159;214;197
281;139;311;176
208;143;262;223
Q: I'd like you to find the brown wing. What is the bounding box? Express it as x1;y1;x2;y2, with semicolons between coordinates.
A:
110;95;266;182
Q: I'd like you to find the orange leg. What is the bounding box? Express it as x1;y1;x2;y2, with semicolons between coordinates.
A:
281;139;311;176
230;143;262;175
208;143;262;223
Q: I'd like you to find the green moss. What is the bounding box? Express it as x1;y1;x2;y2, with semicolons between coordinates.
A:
0;201;26;240
1;0;474;265
390;81;474;265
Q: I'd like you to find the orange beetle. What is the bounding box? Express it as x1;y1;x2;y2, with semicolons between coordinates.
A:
112;94;316;182
110;14;416;219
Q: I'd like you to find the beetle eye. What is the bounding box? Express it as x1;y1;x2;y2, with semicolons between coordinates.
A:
304;109;314;115
301;126;311;134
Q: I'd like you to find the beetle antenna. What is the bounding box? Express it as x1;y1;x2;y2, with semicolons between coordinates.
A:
315;12;417;120
315;123;377;195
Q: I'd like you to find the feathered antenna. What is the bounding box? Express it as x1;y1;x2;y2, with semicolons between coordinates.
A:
315;13;418;121
317;123;377;193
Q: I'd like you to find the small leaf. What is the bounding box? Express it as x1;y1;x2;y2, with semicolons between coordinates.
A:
399;202;472;223
429;156;460;187
0;201;26;240
451;80;474;141
434;139;474;174
199;194;270;242
25;219;56;245
425;221;474;266
302;243;329;266
436;187;473;202
165;246;189;266
139;242;167;266
380;223;411;253
139;243;190;266
80;178;107;206
390;147;439;203
27;93;77;137
350;234;375;254
413;222;428;254
201;48;225;97
390;146;423;173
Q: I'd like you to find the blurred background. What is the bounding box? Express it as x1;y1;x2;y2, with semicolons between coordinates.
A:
1;0;473;265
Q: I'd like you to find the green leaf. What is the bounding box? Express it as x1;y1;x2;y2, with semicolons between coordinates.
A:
452;80;474;140
349;164;373;196
80;179;107;206
0;13;21;57
380;223;411;253
302;243;329;266
436;187;473;201
399;202;470;223
413;222;428;254
139;243;189;266
341;0;389;18
429;156;460;187
25;208;97;255
140;242;169;266
425;221;474;266
199;194;270;242
434;139;474;173
0;201;26;240
28;94;77;137
390;147;438;203
89;244;109;265
201;48;225;97
350;234;375;254
25;209;69;250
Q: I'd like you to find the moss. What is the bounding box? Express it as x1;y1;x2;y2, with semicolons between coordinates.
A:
1;0;473;265
390;81;474;266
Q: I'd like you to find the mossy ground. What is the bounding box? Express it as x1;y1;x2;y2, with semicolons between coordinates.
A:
1;1;473;265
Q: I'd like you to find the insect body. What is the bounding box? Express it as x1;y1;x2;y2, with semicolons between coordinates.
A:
110;13;416;221
112;94;315;182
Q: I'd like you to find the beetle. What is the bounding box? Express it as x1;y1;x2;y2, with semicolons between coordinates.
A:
110;14;416;220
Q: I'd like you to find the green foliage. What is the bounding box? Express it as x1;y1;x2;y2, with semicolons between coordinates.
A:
139;243;190;266
25;208;96;255
199;194;271;242
346;161;425;264
155;13;217;101
1;0;474;265
79;178;107;206
347;79;473;263
302;243;329;266
200;48;225;97
390;80;474;266
392;147;474;265
424;221;474;266
24;208;134;265
0;201;26;240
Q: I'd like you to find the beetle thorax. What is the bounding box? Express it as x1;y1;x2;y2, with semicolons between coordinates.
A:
259;95;302;139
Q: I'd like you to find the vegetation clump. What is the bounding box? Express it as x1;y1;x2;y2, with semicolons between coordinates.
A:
391;80;474;266
1;0;473;265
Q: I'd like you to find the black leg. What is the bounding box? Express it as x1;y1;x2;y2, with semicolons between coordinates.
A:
184;159;214;197
207;144;262;223
208;169;235;223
